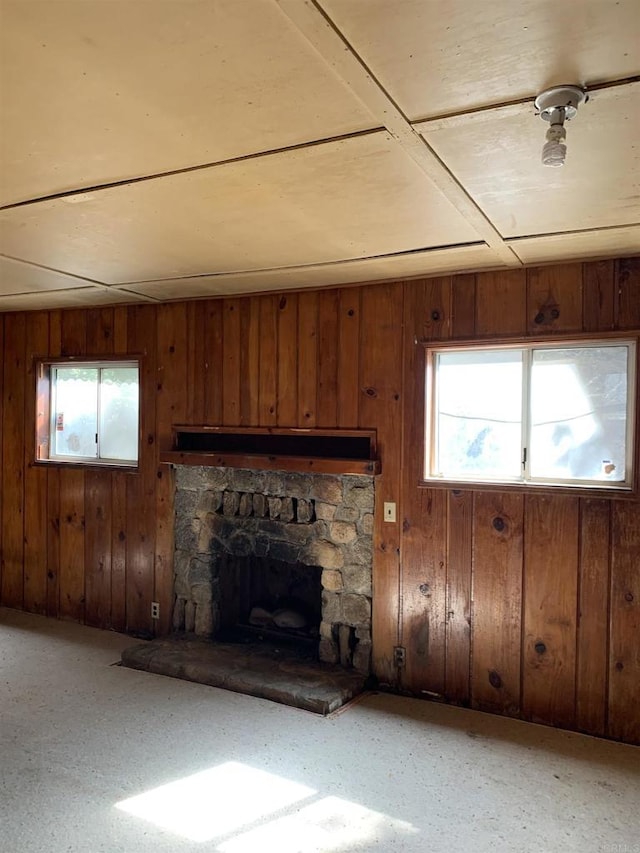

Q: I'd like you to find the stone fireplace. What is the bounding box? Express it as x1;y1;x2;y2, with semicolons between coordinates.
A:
171;466;374;675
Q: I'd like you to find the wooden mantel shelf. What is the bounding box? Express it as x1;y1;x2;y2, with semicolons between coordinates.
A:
160;426;381;476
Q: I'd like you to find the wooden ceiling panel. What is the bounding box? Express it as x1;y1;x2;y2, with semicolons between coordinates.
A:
320;0;640;120
0;0;375;206
509;226;640;265
0;133;481;284
0;255;99;296
419;84;640;238
116;244;498;300
0;286;142;313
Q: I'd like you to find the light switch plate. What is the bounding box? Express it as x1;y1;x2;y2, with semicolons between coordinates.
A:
383;502;396;523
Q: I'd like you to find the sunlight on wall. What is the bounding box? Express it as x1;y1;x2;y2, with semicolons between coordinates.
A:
114;761;419;849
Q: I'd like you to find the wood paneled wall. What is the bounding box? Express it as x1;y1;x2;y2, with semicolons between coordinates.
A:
0;257;638;744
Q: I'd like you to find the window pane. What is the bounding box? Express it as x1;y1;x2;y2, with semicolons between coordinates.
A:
530;346;629;483
53;368;98;458
434;350;523;479
99;367;139;462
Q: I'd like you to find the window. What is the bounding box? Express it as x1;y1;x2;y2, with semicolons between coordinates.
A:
37;361;139;467
425;340;636;491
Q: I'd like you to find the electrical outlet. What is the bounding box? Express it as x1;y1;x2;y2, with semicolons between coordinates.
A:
383;502;396;523
151;602;160;620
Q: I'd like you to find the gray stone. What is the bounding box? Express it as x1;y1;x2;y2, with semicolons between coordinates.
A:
319;620;334;639
322;569;343;591
318;637;339;665
195;490;223;517
253;493;267;517
231;468;266;493
223;491;240;517
175;465;208;491
172;597;185;631
334;505;360;523
191;582;212;605
194;601;213;636
269;540;300;564
344;537;373;568
173;551;191;597
305;540;344;570
197;513;216;553
353;641;372;674
239;493;253;517
264;472;286;497
342;480;374;512
338;624;354;667
361;513;374;535
187;555;210;587
227;532;254;556
184;600;196;632
329;521;357;544
254;536;270;557
296;499;314;523
315;502;336;521
310;476;343;504
342;593;371;625
322;591;342;623
279;497;295;523
202;468;231;491
175;514;199;553
175;488;198;518
341;564;372;596
268;497;282;519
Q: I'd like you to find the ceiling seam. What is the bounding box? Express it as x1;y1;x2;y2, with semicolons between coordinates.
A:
275;0;521;268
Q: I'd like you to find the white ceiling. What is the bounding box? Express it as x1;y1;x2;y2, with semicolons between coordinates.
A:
0;0;638;311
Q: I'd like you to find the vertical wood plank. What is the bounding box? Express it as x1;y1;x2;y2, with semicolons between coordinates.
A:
258;295;277;426
84;308;113;629
240;298;260;426
400;278;450;695
0;316;3;599
471;491;523;716
23;312;49;615
445;489;472;704
317;290;339;428
110;307;128;631
125;305;157;636
59;469;86;622
475;269;527;336
58;309;88;622
451;273;476;338
222;299;241;426
1;314;25;609
576;499;610;737
360;283;403;684
527;263;583;333
297;291;318;427
46;311;62;618
204;301;223;425
337;289;360;428
616;257;640;330
155;303;187;635
608;501;640;744
277;293;298;426
187;301;206;424
522;494;579;728
582;260;615;332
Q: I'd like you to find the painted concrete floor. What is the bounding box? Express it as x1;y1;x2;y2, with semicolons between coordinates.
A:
1;607;638;853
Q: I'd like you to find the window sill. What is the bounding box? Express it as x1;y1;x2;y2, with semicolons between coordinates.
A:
33;459;139;473
419;478;637;500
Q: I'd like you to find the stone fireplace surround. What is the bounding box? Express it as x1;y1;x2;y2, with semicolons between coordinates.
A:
171;465;374;675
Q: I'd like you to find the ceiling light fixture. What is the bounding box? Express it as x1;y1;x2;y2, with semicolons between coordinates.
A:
534;85;587;167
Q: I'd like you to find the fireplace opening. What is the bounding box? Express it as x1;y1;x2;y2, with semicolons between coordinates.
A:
216;554;322;653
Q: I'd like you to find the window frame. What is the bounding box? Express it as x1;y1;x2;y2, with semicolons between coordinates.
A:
35;356;141;471
422;332;639;499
